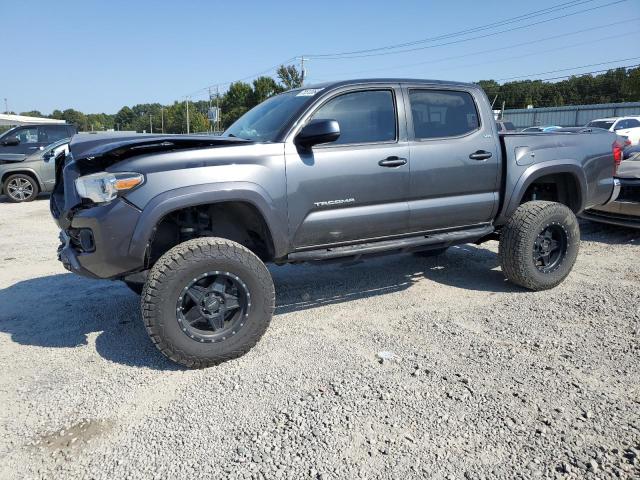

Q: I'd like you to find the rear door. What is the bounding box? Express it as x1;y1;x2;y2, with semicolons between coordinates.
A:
404;85;500;232
284;85;410;248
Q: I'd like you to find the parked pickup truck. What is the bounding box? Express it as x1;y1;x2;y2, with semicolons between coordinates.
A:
50;79;622;368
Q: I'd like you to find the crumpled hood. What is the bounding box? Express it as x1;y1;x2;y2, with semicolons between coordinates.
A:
69;133;253;164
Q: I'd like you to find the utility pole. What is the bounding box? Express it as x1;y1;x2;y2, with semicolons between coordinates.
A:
208;87;213;133
161;107;164;133
149;114;153;134
300;56;306;86
185;96;190;134
216;85;220;133
3;98;7;114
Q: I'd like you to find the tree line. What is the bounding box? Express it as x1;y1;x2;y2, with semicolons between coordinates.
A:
9;65;640;134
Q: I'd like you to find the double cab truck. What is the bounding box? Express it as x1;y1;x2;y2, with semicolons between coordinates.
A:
50;79;622;368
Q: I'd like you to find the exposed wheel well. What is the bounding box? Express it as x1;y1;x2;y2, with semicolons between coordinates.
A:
147;202;275;267
519;173;581;213
1;171;41;192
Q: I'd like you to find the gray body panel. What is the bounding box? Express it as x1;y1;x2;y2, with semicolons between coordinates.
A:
50;78;617;280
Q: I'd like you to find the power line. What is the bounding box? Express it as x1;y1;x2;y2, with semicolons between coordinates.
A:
306;0;596;58
306;18;639;80
307;0;627;60
495;57;640;82
533;64;640;82
186;56;299;97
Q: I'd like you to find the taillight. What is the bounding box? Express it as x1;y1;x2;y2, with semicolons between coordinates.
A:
612;141;623;175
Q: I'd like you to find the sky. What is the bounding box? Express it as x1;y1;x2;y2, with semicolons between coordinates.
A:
3;0;639;114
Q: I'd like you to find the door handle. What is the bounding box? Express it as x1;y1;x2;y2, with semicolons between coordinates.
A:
378;156;407;167
469;150;492;160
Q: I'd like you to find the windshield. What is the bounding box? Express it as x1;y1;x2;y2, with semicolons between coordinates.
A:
223;90;314;142
0;126;19;140
586;120;614;130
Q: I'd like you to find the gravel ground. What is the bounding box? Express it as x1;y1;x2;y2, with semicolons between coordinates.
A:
0;197;638;480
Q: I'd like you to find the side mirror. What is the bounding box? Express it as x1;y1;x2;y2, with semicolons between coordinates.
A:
43;150;55;161
295;119;340;149
2;136;20;146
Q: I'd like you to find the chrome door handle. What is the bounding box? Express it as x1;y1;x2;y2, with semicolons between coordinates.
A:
378;156;407;167
469;150;492;160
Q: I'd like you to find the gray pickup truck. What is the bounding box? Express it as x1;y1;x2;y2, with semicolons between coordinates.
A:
50;79;622;368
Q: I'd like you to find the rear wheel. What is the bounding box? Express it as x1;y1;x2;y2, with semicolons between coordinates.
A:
4;174;39;202
141;237;275;368
499;201;579;291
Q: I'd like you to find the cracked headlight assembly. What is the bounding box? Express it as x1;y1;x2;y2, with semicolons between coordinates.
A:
75;172;144;204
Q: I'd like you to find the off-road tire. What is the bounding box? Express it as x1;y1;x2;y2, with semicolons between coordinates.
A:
499;201;579;291
4;173;39;202
124;281;144;295
141;237;275;368
413;247;448;258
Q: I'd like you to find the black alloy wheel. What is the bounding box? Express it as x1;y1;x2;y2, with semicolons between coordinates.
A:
177;271;251;343
532;224;568;273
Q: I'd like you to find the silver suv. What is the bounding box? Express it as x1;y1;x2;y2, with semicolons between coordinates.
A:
1;138;69;202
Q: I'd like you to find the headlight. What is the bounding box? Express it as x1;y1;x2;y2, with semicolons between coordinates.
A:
75;172;144;204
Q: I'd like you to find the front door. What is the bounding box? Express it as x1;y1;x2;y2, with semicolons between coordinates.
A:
0;126;42;156
285;86;410;249
404;86;500;232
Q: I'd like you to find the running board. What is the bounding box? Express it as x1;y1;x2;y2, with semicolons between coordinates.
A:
287;226;494;262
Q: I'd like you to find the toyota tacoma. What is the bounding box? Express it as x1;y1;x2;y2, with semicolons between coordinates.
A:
50;79;623;367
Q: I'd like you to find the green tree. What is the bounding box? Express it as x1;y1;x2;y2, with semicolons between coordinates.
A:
20;110;44;118
252;76;283;105
277;65;303;90
114;106;136;131
221;81;253;126
60;109;87;130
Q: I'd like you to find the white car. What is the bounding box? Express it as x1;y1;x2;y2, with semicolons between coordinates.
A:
586;116;640;145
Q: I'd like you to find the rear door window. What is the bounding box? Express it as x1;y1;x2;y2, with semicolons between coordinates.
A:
43;125;71;142
409;89;480;139
309;89;397;145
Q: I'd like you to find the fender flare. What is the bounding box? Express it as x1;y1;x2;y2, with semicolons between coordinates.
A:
127;181;289;261
497;160;588;225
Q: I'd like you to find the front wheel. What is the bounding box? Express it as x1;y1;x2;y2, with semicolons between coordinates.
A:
4;174;39;202
141;237;275;368
499;201;580;291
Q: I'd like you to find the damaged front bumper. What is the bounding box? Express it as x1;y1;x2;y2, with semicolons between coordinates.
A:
56;198;146;279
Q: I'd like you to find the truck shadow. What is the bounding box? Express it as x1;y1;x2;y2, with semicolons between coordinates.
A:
0;244;521;369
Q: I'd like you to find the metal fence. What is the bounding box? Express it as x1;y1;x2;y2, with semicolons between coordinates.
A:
501;102;640;128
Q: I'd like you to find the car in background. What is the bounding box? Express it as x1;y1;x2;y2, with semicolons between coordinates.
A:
586;116;640;145
624;143;640;161
521;125;562;132
495;121;517;132
1;138;70;202
0;124;76;160
580;141;640;229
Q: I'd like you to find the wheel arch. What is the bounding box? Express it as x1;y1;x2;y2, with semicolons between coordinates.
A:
128;182;289;264
497;161;588;225
1;168;44;192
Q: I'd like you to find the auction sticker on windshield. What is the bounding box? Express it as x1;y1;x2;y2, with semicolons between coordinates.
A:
296;88;324;96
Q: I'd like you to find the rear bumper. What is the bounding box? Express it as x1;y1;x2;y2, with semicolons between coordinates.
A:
56;198;146;279
581;177;640;229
